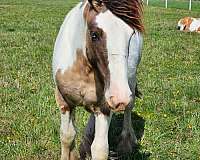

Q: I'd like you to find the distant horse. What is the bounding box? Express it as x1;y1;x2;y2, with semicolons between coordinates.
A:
52;0;144;159
177;17;200;33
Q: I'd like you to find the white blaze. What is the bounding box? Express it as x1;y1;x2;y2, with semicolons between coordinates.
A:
96;10;133;104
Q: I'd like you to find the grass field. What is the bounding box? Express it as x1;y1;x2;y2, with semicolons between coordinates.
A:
1;0;200;159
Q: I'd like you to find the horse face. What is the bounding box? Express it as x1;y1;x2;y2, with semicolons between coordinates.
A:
177;19;186;31
85;1;133;111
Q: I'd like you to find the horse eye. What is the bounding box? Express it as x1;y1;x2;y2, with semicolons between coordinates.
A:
90;31;99;42
96;0;103;5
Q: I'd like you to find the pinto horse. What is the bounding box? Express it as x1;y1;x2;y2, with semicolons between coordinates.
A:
52;0;144;159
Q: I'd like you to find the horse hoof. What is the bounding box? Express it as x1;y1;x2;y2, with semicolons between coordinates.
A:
116;130;138;154
70;150;79;160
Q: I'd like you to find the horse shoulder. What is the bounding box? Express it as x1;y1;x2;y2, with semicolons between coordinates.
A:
55;49;97;107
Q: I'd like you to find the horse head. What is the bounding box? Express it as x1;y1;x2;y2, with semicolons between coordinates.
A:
83;0;143;112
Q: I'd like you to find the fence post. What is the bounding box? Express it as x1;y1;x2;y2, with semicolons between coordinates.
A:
189;0;192;10
165;0;168;8
146;0;149;6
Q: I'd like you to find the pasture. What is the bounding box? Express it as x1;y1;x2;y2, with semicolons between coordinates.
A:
1;0;200;159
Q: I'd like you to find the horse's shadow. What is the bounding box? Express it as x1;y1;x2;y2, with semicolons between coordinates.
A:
108;112;150;160
80;112;150;160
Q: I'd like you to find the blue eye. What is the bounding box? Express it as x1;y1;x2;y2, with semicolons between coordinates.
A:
90;31;100;42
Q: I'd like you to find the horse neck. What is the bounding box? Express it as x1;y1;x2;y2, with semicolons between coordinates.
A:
53;3;87;75
67;3;87;56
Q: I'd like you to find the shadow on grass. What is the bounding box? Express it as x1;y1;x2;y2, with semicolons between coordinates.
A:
108;112;150;160
80;112;150;160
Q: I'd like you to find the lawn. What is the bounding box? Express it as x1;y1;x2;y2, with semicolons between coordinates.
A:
1;0;200;160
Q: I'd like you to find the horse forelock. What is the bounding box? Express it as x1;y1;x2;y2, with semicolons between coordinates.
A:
103;0;144;32
85;0;144;32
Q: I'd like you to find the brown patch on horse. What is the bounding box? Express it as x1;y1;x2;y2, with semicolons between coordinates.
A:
84;2;109;87
83;2;111;115
86;27;109;83
197;26;200;33
55;88;70;114
85;26;111;115
55;49;97;110
181;17;193;31
88;0;107;12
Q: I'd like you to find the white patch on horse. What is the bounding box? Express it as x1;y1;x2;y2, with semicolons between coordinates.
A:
52;2;87;80
95;10;136;107
60;111;76;159
190;18;200;32
91;112;112;160
96;11;133;55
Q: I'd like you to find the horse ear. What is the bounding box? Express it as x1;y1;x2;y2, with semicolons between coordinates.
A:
88;0;105;12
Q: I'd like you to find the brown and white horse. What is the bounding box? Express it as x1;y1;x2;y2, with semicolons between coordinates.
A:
52;0;144;159
177;17;200;33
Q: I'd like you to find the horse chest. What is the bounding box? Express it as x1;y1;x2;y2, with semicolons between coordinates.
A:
55;50;97;107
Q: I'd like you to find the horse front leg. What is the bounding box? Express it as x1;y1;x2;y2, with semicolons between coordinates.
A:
117;77;138;153
60;110;77;160
117;103;138;153
55;89;78;160
91;112;112;160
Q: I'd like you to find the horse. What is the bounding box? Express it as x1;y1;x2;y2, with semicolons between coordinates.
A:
177;17;200;33
52;0;144;159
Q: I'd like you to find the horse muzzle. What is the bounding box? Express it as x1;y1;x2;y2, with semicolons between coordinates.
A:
106;95;132;112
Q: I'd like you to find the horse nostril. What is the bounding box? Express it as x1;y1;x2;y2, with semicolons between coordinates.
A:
177;26;181;30
115;103;124;109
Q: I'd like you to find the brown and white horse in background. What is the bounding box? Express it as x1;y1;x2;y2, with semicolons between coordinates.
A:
177;17;200;33
52;0;144;159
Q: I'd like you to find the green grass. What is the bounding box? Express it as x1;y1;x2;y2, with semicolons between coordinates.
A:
144;0;200;11
1;0;200;159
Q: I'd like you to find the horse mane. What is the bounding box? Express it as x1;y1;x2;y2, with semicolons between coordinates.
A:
103;0;144;32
